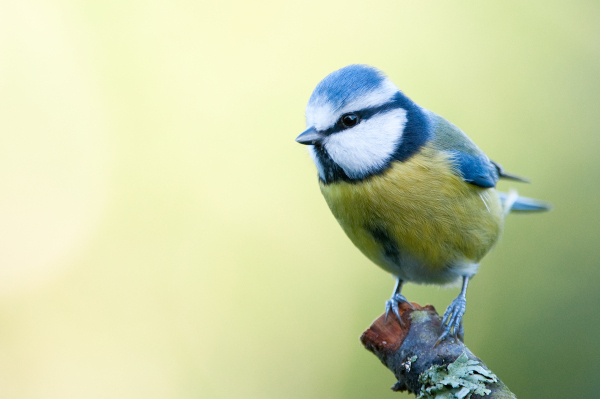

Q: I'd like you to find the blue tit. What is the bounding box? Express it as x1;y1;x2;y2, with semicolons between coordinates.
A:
295;64;551;343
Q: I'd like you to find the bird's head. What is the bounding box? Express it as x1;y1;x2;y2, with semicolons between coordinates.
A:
296;65;431;183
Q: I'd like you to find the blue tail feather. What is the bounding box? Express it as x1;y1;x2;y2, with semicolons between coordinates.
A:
498;192;553;213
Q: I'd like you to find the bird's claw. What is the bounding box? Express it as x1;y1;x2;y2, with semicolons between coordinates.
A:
435;296;467;347
385;293;414;325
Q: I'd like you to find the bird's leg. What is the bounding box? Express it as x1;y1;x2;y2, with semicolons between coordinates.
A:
385;278;413;323
436;276;469;346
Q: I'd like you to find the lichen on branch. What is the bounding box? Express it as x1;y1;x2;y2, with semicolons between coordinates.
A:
360;303;516;398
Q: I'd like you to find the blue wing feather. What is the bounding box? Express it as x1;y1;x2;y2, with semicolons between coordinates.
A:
427;112;499;188
447;150;499;188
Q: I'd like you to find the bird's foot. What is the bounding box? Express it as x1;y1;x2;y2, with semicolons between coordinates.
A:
385;293;414;325
435;296;467;346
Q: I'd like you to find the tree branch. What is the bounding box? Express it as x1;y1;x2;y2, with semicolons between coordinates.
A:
360;302;516;398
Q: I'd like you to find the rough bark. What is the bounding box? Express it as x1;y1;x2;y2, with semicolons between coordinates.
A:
360;302;516;398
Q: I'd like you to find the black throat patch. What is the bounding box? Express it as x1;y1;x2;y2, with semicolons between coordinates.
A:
312;144;353;183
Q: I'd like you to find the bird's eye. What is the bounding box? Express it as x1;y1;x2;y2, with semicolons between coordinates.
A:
340;113;359;128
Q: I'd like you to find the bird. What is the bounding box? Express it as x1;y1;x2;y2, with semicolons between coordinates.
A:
295;64;551;344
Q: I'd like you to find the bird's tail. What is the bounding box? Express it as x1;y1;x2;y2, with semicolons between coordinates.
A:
499;189;553;216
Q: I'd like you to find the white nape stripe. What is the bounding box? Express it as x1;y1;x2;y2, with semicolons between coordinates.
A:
324;108;408;179
306;78;398;132
337;79;398;116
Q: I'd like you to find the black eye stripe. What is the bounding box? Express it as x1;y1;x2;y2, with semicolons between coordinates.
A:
320;92;404;136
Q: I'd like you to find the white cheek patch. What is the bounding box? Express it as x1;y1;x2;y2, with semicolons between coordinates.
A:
324;108;408;179
306;78;398;131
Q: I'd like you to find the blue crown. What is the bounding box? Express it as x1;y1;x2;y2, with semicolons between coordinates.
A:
309;65;387;110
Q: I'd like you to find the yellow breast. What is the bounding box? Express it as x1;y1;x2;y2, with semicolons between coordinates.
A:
319;145;504;283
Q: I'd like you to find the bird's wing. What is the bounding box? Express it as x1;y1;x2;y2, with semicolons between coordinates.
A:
428;112;499;188
446;151;499;188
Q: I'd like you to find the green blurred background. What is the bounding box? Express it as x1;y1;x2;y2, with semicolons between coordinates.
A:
1;0;598;397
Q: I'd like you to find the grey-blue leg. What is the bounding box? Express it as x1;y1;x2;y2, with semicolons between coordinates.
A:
385;278;413;323
437;276;469;345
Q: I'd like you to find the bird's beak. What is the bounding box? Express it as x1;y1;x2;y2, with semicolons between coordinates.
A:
295;127;324;145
